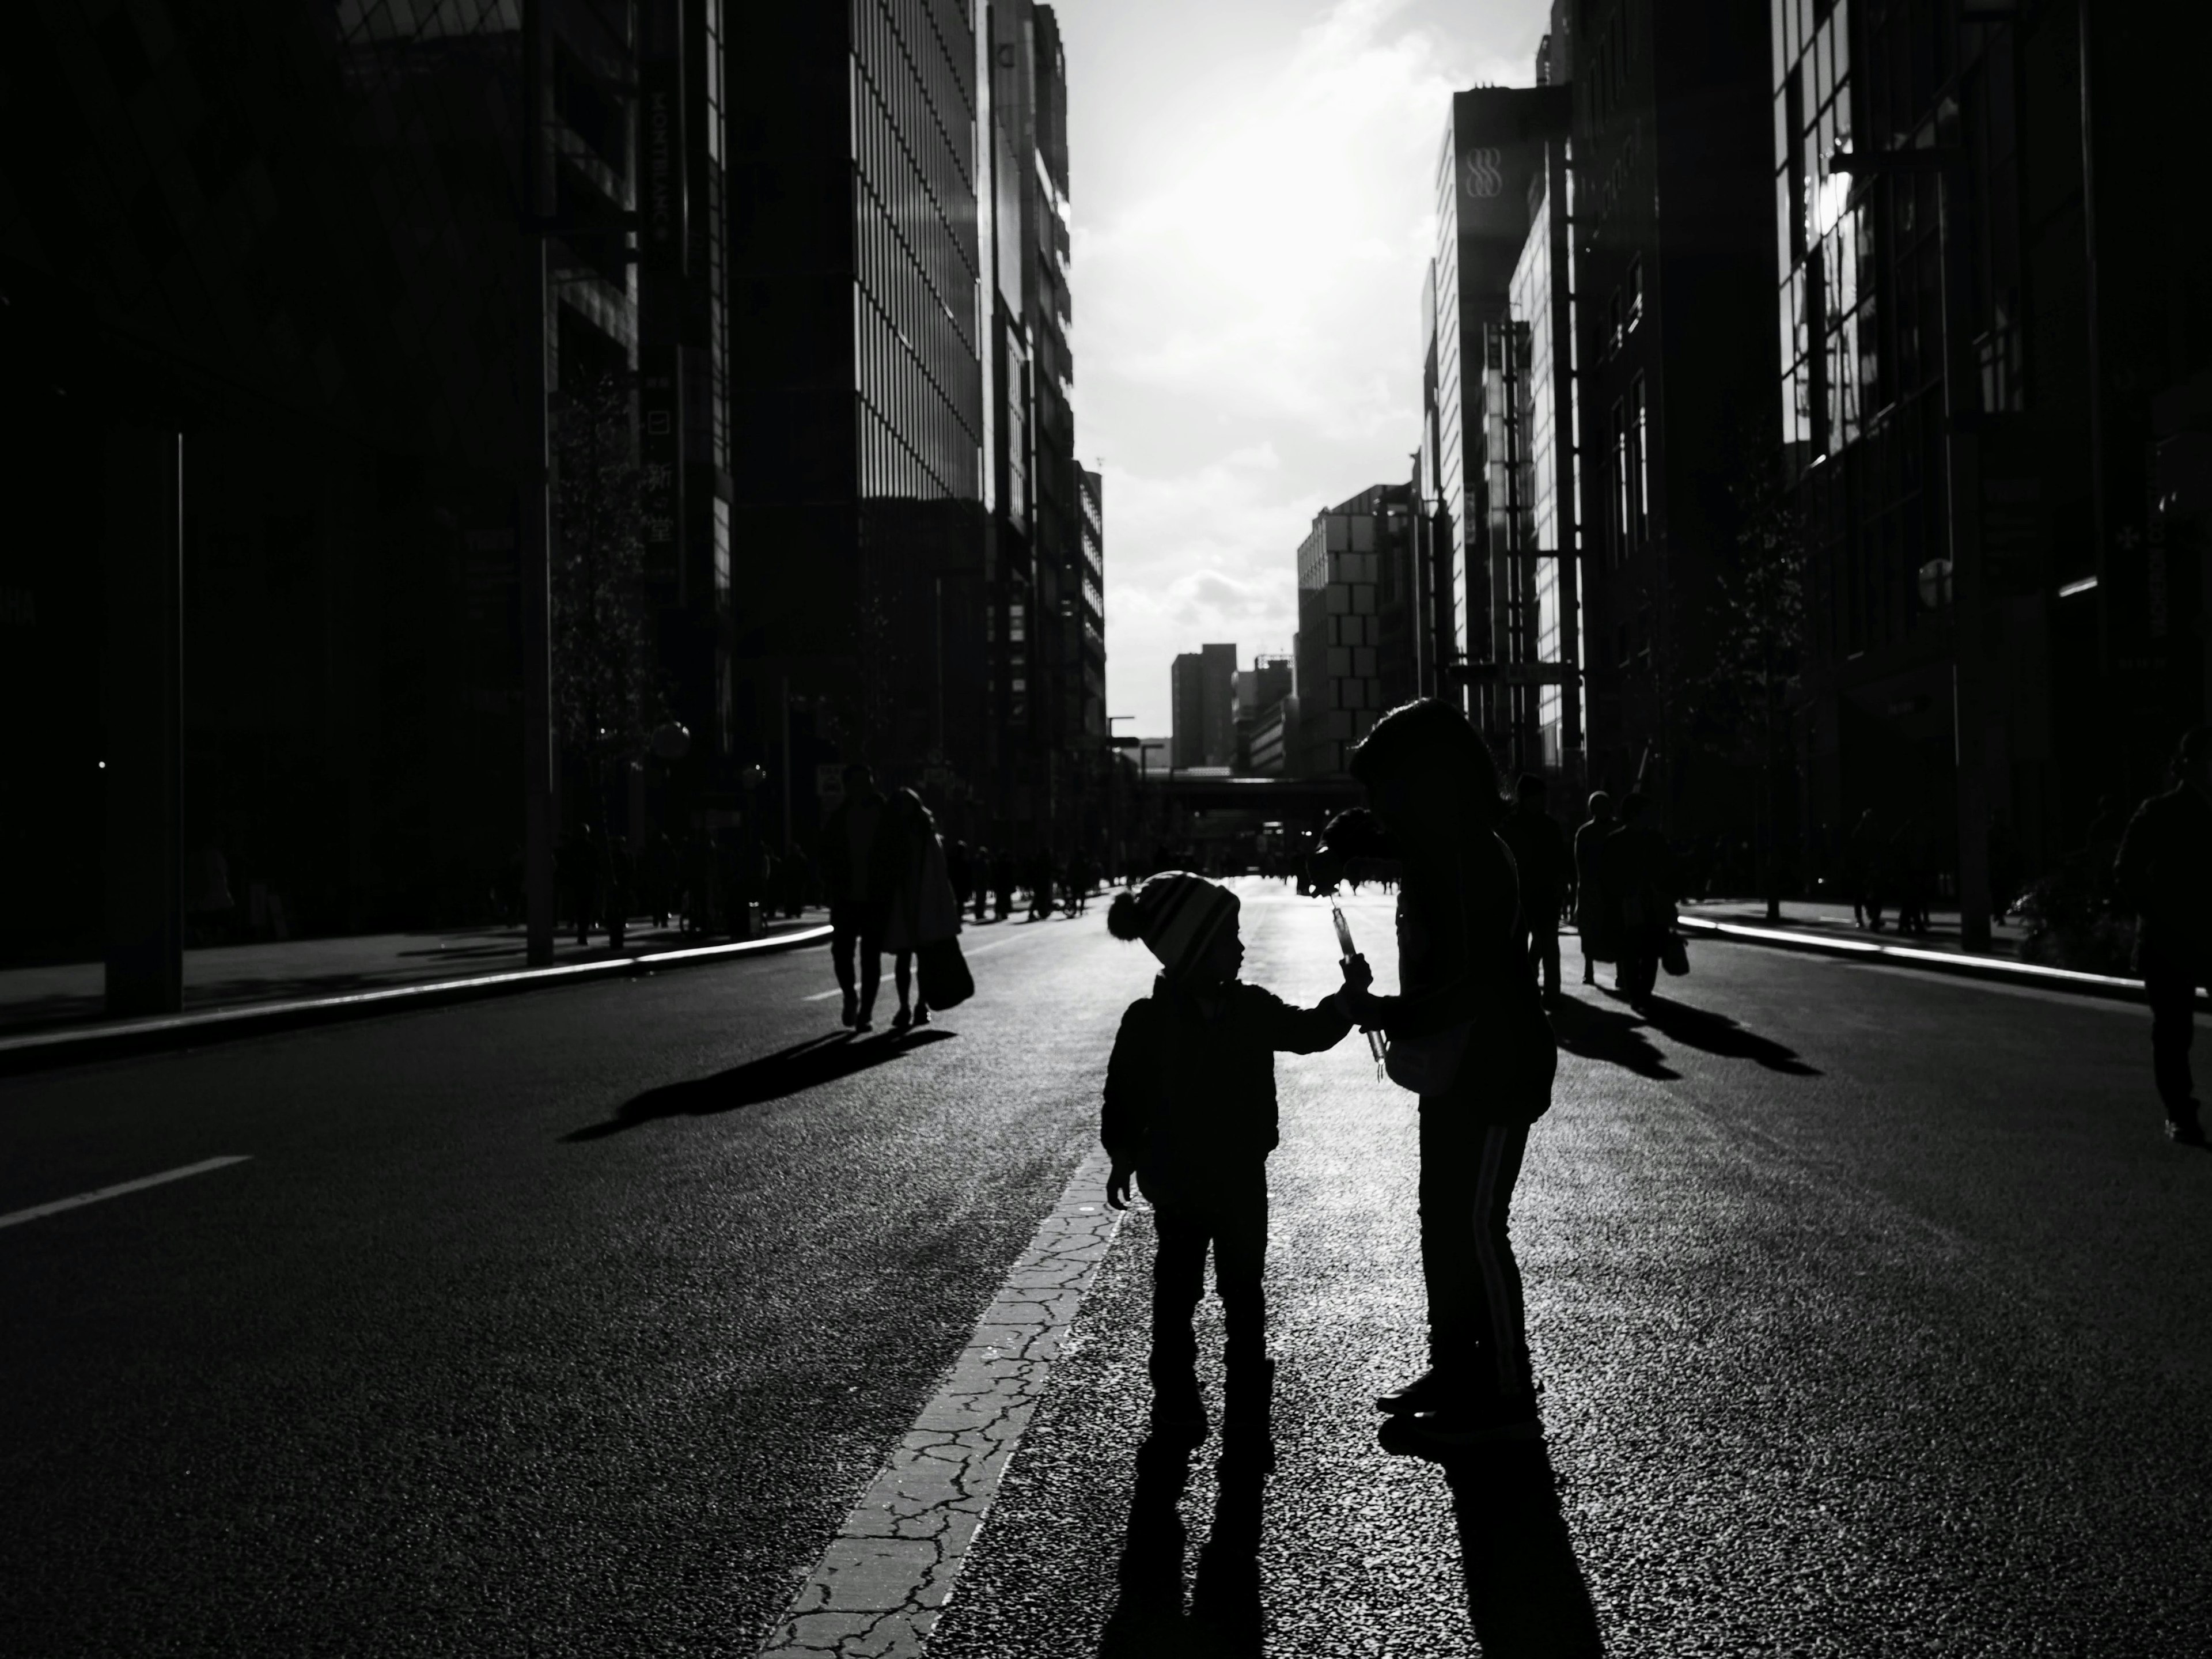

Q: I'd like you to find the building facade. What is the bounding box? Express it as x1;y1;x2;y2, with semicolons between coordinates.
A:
1293;485;1420;777
731;0;988;843
1171;645;1237;769
1566;0;1776;834
0;0;650;963
1421;84;1573;767
1234;656;1294;773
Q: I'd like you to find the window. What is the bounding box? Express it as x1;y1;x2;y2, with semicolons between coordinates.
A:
1626;256;1643;331
1608;289;1624;359
1609;397;1630;567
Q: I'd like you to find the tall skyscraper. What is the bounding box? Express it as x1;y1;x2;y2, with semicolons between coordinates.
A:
978;2;1094;850
1421;83;1571;763
730;3;987;830
1294;487;1419;777
1171;645;1237;769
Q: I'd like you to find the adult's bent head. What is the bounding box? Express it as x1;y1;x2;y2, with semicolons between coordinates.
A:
1586;790;1613;822
1348;698;1506;846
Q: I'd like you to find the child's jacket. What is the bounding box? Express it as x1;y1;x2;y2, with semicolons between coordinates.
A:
1103;975;1351;1205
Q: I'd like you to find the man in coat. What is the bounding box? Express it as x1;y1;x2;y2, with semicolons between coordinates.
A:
819;763;891;1031
2115;728;2212;1145
1572;792;1615;986
1499;774;1573;1003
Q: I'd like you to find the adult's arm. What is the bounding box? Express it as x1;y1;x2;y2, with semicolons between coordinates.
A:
2113;800;2158;916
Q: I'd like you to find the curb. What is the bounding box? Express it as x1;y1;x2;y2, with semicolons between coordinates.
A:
1673;914;2170;1007
0;926;835;1078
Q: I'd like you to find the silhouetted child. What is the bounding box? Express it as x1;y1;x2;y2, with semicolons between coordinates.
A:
1104;872;1369;1442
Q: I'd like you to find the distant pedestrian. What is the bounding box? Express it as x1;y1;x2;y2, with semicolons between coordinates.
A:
882;789;961;1031
1499;774;1571;1003
946;838;975;922
993;849;1016;921
1849;807;1885;930
2115;728;2212;1145
1330;699;1559;1449
820;763;892;1032
1573;792;1615;985
1104;872;1365;1444
1608;794;1671;1004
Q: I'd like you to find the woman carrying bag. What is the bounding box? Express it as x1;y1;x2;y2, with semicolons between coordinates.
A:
881;789;973;1027
1328;699;1558;1449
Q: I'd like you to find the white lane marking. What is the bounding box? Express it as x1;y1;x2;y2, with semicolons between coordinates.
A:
756;1146;1124;1658
0;1156;252;1232
803;989;845;1002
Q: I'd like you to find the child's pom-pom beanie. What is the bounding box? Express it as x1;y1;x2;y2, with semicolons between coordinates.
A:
1107;873;1238;978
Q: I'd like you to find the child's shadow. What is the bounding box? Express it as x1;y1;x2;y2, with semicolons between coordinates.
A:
1098;1433;1268;1657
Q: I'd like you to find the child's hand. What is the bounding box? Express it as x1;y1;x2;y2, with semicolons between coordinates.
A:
1340;952;1374;993
1335;986;1385;1027
1106;1160;1137;1210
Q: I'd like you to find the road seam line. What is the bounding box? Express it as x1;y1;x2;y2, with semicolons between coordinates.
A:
755;1145;1124;1658
0;1156;251;1230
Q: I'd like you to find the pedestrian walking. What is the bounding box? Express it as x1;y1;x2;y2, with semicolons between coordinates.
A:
819;763;892;1032
2115;728;2212;1145
881;789;963;1031
993;849;1016;921
1103;872;1366;1445
946;838;975;923
1499;774;1571;1003
1573;791;1615;985
1849;807;1885;930
1328;699;1559;1448
1608;794;1672;1003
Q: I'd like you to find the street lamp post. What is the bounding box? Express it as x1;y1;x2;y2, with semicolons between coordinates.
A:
1832;144;1992;950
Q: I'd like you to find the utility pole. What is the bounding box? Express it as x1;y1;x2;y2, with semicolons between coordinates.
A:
520;0;556;966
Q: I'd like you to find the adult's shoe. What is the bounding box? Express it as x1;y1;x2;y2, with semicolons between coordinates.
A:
890;1007;913;1032
840;990;858;1028
2167;1109;2206;1146
912;1007;933;1026
1400;1393;1542;1448
1375;1366;1460;1417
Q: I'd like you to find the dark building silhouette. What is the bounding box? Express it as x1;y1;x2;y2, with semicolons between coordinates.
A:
0;0;649;967
1564;0;1778;827
1172;645;1237;770
1294;485;1422;777
1772;0;2212;921
1420;83;1577;775
729;1;987;839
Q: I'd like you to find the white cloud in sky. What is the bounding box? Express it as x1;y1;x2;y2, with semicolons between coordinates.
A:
1060;0;1546;733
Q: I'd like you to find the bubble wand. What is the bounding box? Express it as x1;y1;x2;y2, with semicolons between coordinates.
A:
1331;899;1388;1080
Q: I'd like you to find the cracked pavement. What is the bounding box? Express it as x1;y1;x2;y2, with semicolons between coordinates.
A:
2;881;2207;1655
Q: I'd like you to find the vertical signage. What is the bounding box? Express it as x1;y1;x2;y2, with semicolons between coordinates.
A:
641;355;683;584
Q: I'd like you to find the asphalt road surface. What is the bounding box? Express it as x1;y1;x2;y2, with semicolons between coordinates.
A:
2;881;2205;1656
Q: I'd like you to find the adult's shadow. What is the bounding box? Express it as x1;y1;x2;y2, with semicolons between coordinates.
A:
1627;993;1821;1075
1099;1433;1268;1657
560;1028;957;1141
1379;1422;1605;1657
1550;994;1678;1081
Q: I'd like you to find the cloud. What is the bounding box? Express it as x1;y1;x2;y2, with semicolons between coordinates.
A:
1066;0;1546;730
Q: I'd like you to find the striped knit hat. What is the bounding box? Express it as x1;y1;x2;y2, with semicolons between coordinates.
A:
1106;872;1239;979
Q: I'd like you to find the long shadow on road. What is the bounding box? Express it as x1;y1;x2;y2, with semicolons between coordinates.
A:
1380;1422;1605;1657
1627;992;1821;1075
1099;1433;1266;1657
562;1028;958;1141
1550;995;1679;1081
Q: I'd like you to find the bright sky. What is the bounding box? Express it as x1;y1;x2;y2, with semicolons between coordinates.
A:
1056;0;1550;736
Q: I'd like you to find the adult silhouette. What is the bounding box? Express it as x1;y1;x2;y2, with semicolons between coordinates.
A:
1331;699;1559;1449
2116;726;2212;1145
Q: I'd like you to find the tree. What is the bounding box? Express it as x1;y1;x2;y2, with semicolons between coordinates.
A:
551;372;664;924
1693;449;1810;920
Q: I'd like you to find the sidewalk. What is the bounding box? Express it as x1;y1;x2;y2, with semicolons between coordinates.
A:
0;914;834;1065
1671;896;2166;1004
